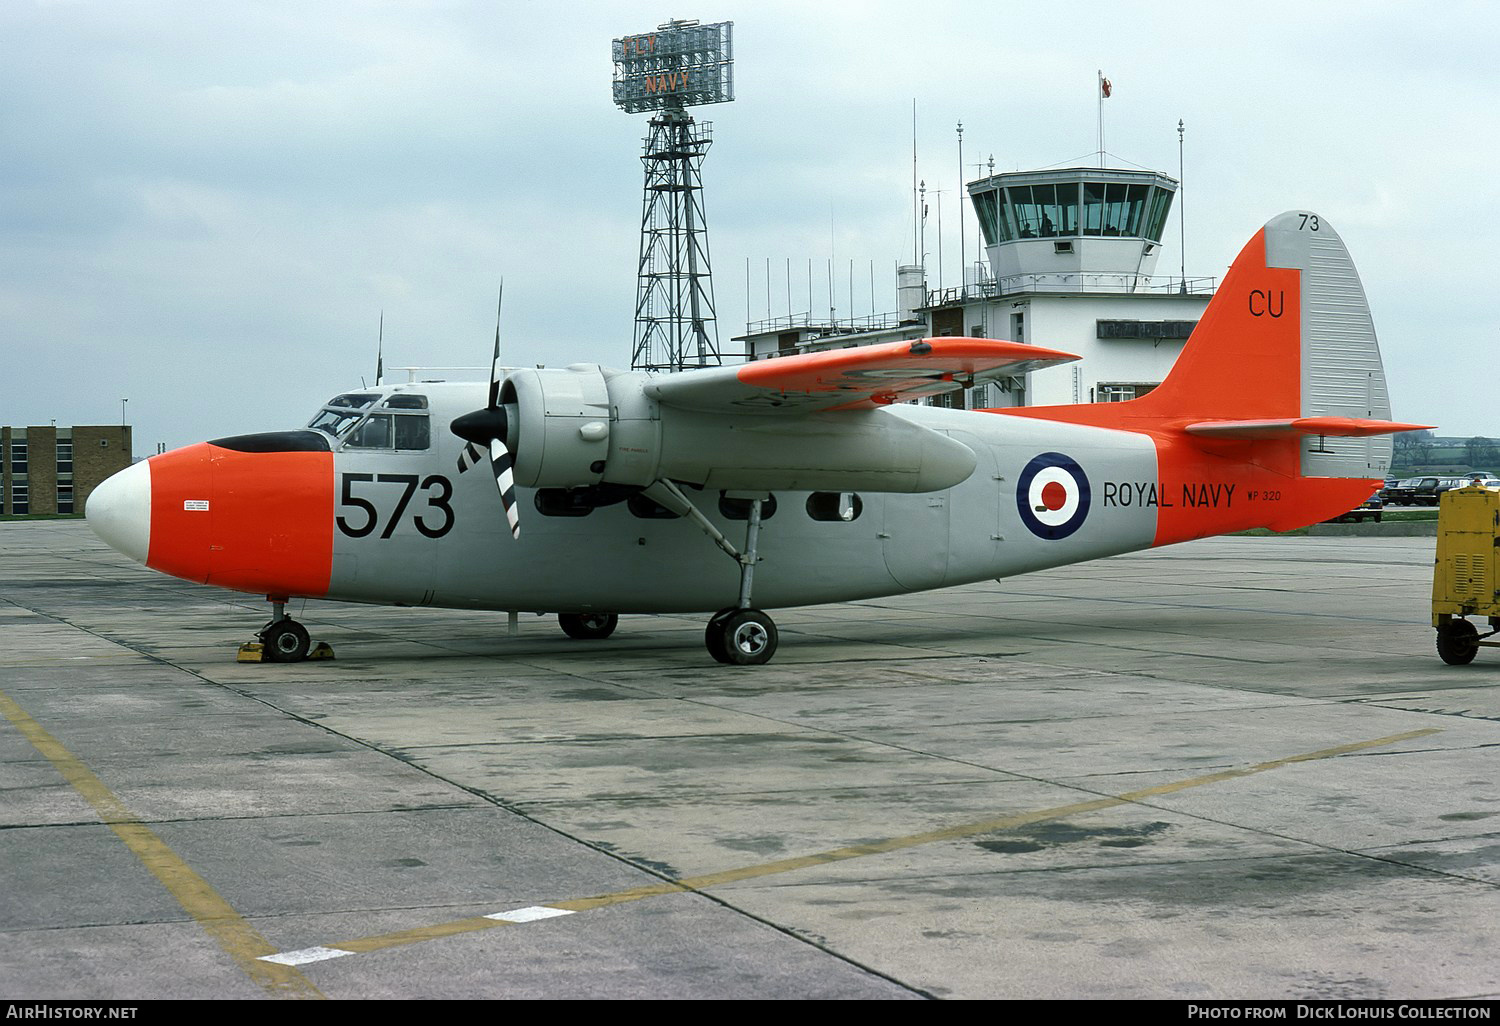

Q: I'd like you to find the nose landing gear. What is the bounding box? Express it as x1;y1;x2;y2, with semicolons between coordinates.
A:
238;597;335;663
261;617;310;662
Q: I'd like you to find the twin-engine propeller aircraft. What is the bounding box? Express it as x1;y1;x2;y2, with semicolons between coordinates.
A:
88;212;1427;665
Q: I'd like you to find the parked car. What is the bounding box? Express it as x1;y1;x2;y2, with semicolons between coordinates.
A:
1382;477;1417;504
1326;491;1384;523
1412;477;1478;506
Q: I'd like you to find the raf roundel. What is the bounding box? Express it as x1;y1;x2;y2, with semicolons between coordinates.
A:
1016;452;1091;540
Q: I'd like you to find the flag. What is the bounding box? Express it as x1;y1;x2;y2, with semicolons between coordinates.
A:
1101;76;1112;99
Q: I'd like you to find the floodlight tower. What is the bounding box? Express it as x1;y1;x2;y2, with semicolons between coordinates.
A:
612;19;734;372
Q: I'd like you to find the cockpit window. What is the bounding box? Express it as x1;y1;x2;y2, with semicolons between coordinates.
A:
310;393;430;449
341;411;431;451
345;414;394;449
309;393;381;439
309;407;365;438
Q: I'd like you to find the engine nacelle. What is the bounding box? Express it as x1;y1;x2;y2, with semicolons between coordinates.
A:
499;365;612;489
497;364;977;495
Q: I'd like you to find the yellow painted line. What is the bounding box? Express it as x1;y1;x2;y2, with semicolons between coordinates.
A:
0;691;324;1000
309;726;1442;959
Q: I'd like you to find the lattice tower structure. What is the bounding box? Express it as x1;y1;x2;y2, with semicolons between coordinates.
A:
632;111;721;372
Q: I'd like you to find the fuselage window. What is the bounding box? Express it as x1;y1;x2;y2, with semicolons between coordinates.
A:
805;492;863;522
718;493;778;521
393;415;430;450
534;489;594;517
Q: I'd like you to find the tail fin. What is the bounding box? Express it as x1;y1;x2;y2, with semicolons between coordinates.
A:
1134;210;1419;477
1008;210;1427;478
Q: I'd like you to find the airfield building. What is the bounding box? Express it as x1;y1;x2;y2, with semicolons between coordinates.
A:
1;426;132;516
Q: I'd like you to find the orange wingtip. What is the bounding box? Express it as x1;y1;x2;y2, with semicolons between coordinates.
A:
1184;417;1436;440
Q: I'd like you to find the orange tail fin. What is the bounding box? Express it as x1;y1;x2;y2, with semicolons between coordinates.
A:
1000;211;1432;538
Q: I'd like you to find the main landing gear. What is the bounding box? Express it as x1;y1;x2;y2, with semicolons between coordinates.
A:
240;597;334;663
705;607;778;666
644;482;779;666
558;613;619;640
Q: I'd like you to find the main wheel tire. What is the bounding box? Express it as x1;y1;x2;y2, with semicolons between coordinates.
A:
559;613;619;640
718;609;778;666
1437;619;1480;666
705;607;737;664
262;619;310;663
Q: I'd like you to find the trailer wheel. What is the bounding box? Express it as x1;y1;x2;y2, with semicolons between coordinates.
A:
1437;619;1479;665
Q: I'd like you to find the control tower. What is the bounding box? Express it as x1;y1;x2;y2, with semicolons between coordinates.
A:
740;160;1214;410
968;167;1179;285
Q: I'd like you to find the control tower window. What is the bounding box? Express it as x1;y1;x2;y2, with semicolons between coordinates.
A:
1144;187;1172;242
1102;183;1126;235
973;189;1005;244
1028;184;1070;237
1022;182;1080;236
1082;183;1105;235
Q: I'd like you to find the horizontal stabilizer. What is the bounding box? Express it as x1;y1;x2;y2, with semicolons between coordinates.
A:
649;337;1078;415
1184;416;1434;440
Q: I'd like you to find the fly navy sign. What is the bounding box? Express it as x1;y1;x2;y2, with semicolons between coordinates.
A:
612;20;735;114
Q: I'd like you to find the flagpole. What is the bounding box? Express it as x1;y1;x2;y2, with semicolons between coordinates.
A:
1097;70;1103;166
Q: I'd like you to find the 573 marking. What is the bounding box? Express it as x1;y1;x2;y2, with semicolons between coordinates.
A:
336;473;455;539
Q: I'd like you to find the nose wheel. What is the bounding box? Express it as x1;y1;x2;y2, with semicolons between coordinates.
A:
241;597;333;663
261;618;311;662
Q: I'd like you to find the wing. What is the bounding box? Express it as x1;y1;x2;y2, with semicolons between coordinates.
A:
646;337;1079;414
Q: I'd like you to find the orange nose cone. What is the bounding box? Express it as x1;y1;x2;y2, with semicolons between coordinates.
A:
145;439;334;597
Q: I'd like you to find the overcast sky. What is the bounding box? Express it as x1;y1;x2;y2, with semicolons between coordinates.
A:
2;0;1493;450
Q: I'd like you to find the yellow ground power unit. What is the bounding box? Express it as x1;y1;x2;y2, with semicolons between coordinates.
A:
1432;485;1500;664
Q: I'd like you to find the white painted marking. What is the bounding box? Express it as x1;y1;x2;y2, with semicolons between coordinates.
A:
259;945;354;966
183;499;209;511
485;906;575;923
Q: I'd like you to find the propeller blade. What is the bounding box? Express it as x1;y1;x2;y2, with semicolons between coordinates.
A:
456;440;483;474
451;282;519;539
490;438;520;540
488;281;503;409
